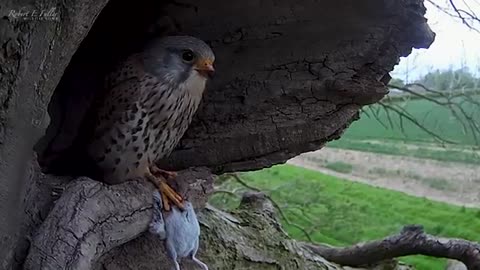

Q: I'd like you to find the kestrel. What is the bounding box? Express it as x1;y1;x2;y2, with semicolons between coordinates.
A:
87;36;215;210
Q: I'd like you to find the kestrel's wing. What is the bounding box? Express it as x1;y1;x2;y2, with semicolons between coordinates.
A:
95;56;146;130
105;53;145;89
88;56;153;161
88;55;172;166
94;78;142;134
92;54;160;140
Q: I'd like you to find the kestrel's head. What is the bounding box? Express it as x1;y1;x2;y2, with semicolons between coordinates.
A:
144;35;215;85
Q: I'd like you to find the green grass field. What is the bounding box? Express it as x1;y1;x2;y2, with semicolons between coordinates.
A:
211;165;480;270
329;94;480;163
329;139;480;164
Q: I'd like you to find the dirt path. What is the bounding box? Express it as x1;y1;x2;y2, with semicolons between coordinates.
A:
288;147;480;208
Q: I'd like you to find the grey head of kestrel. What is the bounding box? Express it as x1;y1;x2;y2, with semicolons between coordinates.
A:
142;36;215;82
88;36;215;211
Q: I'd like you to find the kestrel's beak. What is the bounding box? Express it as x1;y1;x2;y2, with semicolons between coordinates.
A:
194;58;215;79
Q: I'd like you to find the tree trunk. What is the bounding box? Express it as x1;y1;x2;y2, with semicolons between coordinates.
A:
21;169;413;270
0;0;434;269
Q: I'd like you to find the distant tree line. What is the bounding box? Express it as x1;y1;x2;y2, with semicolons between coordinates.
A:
391;68;480;91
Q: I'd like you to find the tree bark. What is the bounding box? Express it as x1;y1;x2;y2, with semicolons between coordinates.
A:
22;173;412;270
24;167;214;270
0;0;435;268
0;0;110;267
37;0;435;174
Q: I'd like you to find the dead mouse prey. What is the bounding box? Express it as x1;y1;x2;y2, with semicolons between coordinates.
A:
149;191;208;270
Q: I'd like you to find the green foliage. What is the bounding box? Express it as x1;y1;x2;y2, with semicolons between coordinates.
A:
389;78;405;88
324;161;353;173
216;165;480;270
416;68;480;91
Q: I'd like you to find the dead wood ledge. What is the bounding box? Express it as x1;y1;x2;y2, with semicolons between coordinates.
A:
24;169;479;270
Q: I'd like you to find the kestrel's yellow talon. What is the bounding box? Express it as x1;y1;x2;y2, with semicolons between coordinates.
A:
172;190;183;202
159;181;185;210
161;190;171;212
145;170;185;211
151;166;178;180
164;183;183;202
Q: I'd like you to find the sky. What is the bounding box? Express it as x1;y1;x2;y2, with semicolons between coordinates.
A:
391;0;480;82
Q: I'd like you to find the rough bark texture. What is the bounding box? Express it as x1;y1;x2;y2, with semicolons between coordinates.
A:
0;0;434;268
24;167;214;270
157;0;434;173
0;0;110;267
23;175;411;270
36;0;435;175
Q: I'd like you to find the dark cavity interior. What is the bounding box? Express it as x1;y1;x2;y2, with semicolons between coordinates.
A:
34;0;181;178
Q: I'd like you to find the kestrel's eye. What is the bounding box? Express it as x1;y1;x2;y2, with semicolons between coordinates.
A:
182;50;195;62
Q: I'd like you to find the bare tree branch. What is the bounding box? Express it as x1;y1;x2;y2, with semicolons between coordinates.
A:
386;83;480;146
378;101;457;144
449;0;480;32
426;0;480;32
224;173;314;242
304;224;480;269
214;180;480;269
